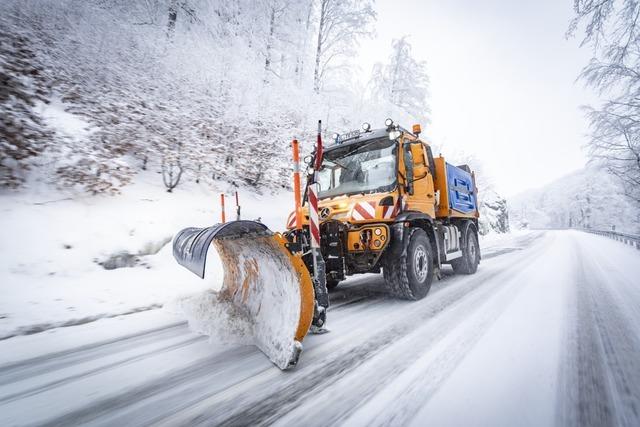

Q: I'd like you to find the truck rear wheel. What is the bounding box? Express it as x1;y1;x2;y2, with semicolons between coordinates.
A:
384;228;434;300
451;223;480;275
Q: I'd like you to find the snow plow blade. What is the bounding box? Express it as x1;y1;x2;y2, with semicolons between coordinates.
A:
173;221;315;369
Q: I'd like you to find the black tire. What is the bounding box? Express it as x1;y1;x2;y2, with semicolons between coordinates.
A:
451;223;480;275
326;279;340;291
384;228;434;300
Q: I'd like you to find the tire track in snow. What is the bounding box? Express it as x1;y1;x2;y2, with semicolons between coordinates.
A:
4;232;546;426
1;292;383;415
32;346;259;427
0;335;205;404
0;290;377;405
0;321;188;386
22;284;399;426
148;236;551;426
44;297;408;427
0;295;377;424
557;239;640;427
481;231;544;260
274;234;554;426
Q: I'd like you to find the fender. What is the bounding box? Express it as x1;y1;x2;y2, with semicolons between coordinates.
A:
388;211;442;271
385;222;409;259
385;211;435;260
394;211;434;224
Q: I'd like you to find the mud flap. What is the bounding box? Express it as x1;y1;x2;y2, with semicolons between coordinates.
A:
173;221;315;370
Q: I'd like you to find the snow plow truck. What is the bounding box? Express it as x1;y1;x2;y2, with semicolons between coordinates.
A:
173;119;480;369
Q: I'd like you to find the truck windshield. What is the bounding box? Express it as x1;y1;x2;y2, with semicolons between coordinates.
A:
317;138;397;198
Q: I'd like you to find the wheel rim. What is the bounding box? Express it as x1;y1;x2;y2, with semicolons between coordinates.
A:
413;245;429;282
468;236;477;261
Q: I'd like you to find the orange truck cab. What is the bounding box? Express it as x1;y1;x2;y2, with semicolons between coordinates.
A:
284;119;480;300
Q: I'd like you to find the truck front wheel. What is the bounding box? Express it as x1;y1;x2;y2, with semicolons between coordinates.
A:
451;223;480;275
384;228;434;300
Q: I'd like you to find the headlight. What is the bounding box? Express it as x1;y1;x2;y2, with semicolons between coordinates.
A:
361;122;371;132
374;228;382;236
389;130;401;140
385;118;394;127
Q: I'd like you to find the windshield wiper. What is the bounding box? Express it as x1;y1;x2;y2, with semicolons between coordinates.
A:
331;139;384;161
320;158;348;172
331;158;348;169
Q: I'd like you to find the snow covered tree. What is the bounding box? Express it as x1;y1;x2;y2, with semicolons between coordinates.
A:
312;0;376;93
570;0;640;204
509;165;640;234
371;36;430;121
261;0;288;81
479;190;510;235
585;106;640;203
0;0;392;194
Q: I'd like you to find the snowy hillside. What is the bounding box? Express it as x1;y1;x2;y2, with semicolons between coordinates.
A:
0;0;433;195
509;165;640;234
0;176;294;339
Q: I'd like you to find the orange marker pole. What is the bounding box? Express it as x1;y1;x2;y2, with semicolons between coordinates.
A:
220;193;226;224
292;139;302;230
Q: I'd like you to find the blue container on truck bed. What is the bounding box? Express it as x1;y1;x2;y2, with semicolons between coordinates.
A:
445;163;477;214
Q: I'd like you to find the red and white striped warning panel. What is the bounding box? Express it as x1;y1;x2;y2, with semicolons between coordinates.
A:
381;200;396;219
352;201;377;221
381;197;404;219
308;184;320;248
286;211;296;229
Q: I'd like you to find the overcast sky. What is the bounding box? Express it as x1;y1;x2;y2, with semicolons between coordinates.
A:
357;0;597;197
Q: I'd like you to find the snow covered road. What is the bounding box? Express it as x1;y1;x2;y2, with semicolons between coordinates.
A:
1;230;639;426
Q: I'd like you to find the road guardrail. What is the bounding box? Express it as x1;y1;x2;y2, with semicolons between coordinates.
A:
581;229;640;250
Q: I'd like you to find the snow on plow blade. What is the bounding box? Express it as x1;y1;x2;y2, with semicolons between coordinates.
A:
173;221;315;369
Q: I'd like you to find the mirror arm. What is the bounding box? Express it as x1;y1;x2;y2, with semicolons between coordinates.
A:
403;144;415;195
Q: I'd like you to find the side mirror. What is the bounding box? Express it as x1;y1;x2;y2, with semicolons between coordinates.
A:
403;143;414;195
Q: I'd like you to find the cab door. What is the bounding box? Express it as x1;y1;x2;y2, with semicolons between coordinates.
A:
402;138;436;218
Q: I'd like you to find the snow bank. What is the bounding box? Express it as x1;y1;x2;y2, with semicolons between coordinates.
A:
0;175;294;338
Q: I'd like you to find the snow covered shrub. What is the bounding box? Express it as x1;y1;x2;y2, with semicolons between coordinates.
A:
479;190;510;235
0;29;52;188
